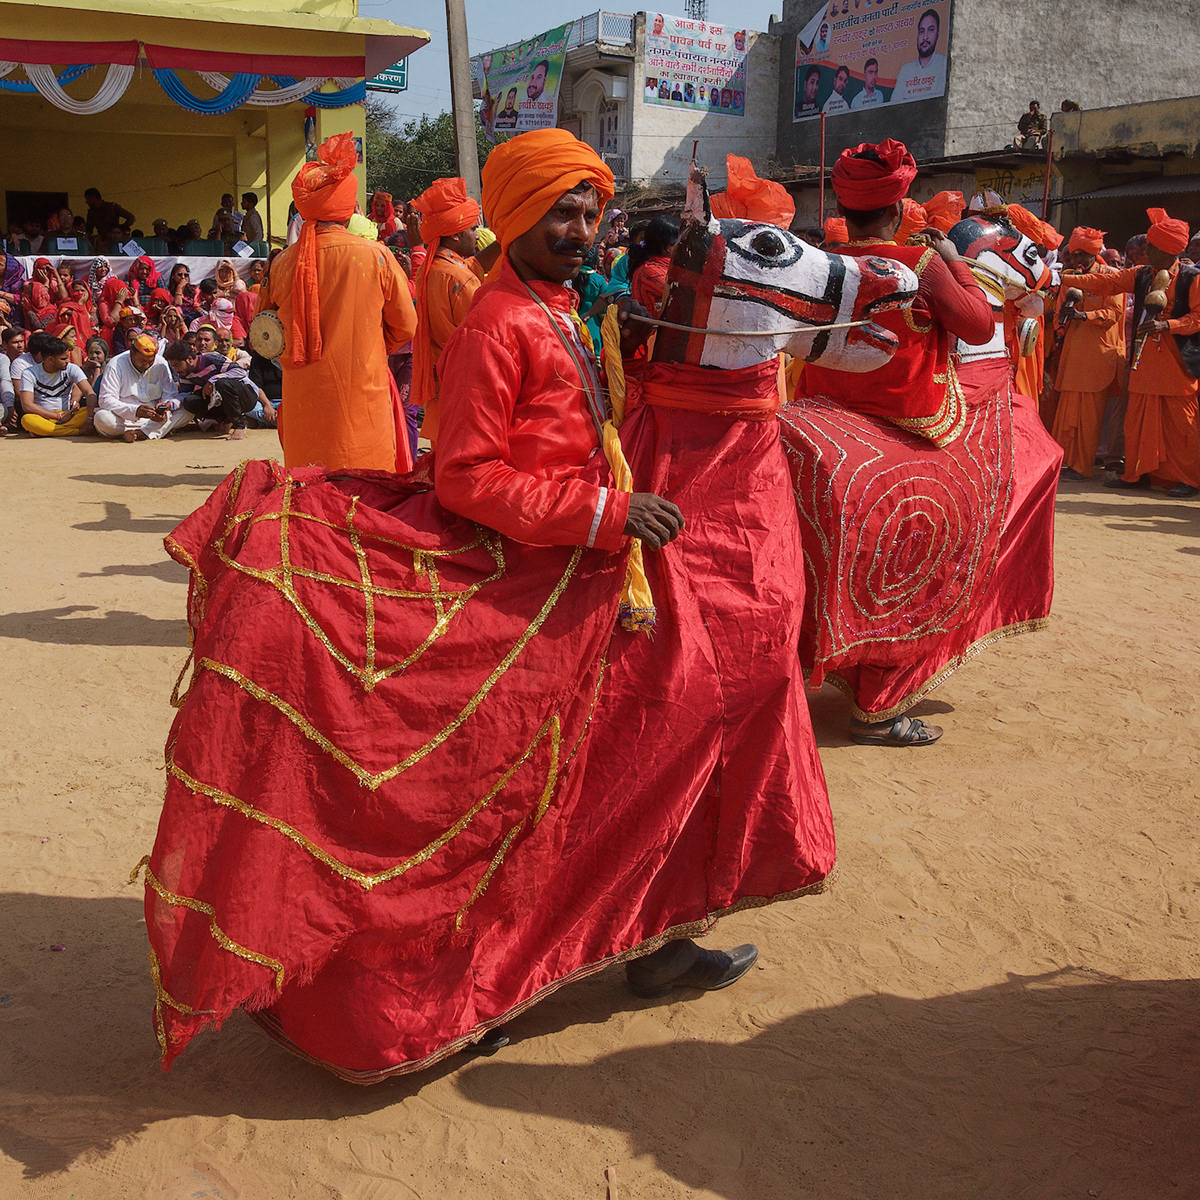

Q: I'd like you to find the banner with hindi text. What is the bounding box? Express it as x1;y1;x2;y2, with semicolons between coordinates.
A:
642;13;750;118
474;23;573;142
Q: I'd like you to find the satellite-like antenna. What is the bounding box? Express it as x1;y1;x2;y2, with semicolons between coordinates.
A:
684;0;708;20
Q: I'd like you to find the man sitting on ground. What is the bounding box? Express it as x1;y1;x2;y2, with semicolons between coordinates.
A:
164;339;258;440
1;326;25;429
5;330;49;433
18;335;95;436
95;333;187;442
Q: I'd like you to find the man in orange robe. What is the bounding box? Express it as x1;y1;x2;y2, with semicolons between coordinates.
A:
264;133;417;473
411;177;483;447
1053;227;1126;479
1064;207;1200;497
1004;203;1061;408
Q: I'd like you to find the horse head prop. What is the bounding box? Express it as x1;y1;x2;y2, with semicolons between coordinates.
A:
650;164;919;373
946;214;1052;364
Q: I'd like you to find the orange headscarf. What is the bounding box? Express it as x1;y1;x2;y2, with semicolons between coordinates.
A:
480;129;614;278
1146;206;1190;254
411;177;482;409
824;216;848;245
1068;226;1106;255
895;197;929;244
289;132;359;366
1005;203;1063;250
923;190;964;233
709;155;795;228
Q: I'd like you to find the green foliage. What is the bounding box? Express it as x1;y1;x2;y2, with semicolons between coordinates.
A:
365;101;493;201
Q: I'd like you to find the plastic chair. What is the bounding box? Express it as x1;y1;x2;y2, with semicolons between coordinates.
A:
136;237;169;255
184;239;228;257
249;241;270;258
41;236;89;255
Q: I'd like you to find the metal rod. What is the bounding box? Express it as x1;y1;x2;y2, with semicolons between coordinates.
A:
1041;127;1054;220
626;311;871;337
819;112;827;226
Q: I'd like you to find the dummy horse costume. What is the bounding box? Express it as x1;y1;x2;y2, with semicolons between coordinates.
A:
779;214;1063;725
137;167;918;1081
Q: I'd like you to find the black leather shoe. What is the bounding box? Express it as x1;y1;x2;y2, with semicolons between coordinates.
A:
471;1026;510;1055
626;938;759;999
1167;483;1199;498
1105;474;1151;490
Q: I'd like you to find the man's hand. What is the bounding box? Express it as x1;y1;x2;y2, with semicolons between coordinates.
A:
615;294;654;356
1065;307;1087;322
135;404;159;420
624;492;685;550
56;404;78;425
201;382;214;400
921;228;961;265
1137;318;1169;337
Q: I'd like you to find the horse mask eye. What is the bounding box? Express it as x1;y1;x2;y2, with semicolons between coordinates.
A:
751;230;786;258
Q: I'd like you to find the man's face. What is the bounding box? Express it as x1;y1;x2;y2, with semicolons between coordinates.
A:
24;221;40;237
804;71;820;102
197;329;217;352
1146;243;1178;271
43;351;69;374
121;314;140;330
154;221;169;236
216;331;232;354
222;195;234;210
653;14;664;33
508;186;600;284
505;89;518;111
917;14;938;56
6;333;26;357
130;347;156;372
833;69;848;95
864;61;878;89
174;354;197;377
188;221;203;238
1029;103;1039;114
527;64;547;100
85;193;101;210
1065;249;1094;271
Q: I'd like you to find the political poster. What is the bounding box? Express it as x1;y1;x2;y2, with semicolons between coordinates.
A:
793;0;951;123
642;12;750;119
475;23;574;142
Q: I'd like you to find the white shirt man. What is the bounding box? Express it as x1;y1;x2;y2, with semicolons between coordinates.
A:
18;338;94;436
851;59;887;110
94;336;188;441
892;10;947;104
823;68;851;114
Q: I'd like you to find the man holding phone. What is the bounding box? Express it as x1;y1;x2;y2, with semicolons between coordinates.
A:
94;333;184;442
18;336;96;437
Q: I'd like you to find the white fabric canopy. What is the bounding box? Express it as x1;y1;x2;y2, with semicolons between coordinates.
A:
18;62;135;114
195;72;358;107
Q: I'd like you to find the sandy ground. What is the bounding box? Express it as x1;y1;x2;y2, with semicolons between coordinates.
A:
0;429;1198;1200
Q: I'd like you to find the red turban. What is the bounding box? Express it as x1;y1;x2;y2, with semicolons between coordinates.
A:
1068;226;1105;255
289;133;359;366
824;216;848;245
831;138;917;209
709;155;795;228
481;129;614;274
1006;204;1063;250
895;197;929;244
411;177;483;412
1146;207;1190;255
923;191;964;233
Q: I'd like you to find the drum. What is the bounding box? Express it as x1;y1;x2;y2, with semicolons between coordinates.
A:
249;310;286;360
1018;317;1040;358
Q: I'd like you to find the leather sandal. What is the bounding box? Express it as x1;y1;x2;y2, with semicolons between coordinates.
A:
850;713;943;747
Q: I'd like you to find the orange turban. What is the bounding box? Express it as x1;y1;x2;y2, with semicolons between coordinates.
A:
481;129;614;270
1006;203;1063;250
824;216;848;245
289;133;359;366
1068;226;1105;255
411;177;483;415
923;191;964;233
709;155;795;228
1146;206;1190;254
895;197;929;244
831;138;917;209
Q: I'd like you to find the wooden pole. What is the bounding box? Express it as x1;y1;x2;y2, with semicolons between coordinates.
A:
445;0;481;201
819;112;827;226
1041;127;1054;220
264;115;273;245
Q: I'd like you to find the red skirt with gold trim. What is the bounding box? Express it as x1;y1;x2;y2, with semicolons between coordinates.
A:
781;358;1062;720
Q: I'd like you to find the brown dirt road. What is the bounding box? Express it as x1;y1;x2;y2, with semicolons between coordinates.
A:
1;431;1197;1199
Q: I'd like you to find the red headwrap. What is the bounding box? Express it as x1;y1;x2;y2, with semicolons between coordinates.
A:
411;177;483;413
1146;207;1190;255
480;128;614;279
132;255;162;290
923;191;964;233
709;155;795;228
831;138;917;209
1005;204;1063;250
371;191;398;237
289;132;359;365
824;216;848;245
895;197;929;244
1068;226;1105;255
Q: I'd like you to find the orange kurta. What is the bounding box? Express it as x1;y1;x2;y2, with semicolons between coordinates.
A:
265;225;416;472
1067;264;1200;486
1052;262;1126;475
417;248;482;445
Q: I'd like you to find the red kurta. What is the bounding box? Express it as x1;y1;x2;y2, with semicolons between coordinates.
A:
141;259;833;1082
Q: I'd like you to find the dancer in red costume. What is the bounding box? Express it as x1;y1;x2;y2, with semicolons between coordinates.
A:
136;131;929;1081
783;139;1062;746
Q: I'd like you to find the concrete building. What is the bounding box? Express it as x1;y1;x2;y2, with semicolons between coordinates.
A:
478;10;779;193
771;0;1200;172
0;0;427;245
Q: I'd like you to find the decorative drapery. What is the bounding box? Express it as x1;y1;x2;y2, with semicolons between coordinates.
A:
194;72;363;108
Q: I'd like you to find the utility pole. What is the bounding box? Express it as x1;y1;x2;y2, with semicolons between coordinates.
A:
445;0;481;201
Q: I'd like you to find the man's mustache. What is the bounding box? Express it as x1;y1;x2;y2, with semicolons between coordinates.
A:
551;239;590;256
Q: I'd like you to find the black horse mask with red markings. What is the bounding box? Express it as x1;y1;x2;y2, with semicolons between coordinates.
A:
651;165;919;373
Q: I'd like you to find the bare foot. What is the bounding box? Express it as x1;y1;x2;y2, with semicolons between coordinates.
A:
227;427;246;440
214;422;232;436
122;429;138;443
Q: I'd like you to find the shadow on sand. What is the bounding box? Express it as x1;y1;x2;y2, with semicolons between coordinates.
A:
0;605;189;646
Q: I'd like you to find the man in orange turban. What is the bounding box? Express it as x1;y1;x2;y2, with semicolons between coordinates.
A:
263;132;417;473
410;177;483;445
1000;205;1061;404
823;215;848;246
1052;227;1125;478
1063;207;1200;496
